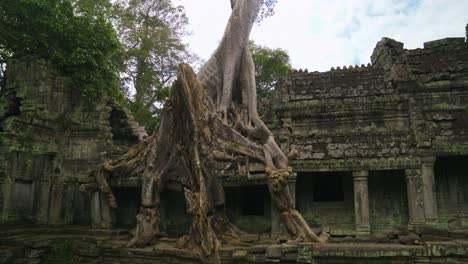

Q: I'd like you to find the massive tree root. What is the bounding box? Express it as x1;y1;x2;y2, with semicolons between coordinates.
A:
94;0;328;260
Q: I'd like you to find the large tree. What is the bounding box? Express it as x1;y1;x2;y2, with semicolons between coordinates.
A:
0;0;122;99
114;0;193;131
95;0;328;261
249;41;292;99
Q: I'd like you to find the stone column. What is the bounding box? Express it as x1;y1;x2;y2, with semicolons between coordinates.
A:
90;191;102;228
48;184;63;225
100;193;113;229
289;174;297;208
90;191;113;229
421;157;437;223
353;170;370;235
405;169;425;231
36;182;51;225
1;177;13;222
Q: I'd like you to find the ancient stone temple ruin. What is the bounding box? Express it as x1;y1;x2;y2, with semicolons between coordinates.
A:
263;36;468;236
1;32;468;262
0;58;146;227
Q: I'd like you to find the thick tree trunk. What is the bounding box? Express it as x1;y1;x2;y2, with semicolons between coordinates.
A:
94;0;328;261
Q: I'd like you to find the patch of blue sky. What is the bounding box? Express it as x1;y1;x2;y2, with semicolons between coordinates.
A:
367;0;422;17
307;16;325;34
338;17;361;39
352;54;361;66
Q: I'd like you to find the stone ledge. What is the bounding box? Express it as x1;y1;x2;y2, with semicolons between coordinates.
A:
423;38;466;49
1;227;468;263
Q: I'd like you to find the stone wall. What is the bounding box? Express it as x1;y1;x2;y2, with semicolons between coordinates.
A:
1;34;467;241
264;35;468;235
0;57;146;225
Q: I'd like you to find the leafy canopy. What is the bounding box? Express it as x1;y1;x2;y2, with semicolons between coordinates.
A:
258;0;278;21
0;0;122;99
114;0;193;131
249;41;292;99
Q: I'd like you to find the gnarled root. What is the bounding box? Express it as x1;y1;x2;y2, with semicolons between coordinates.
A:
280;209;329;244
175;188;220;263
127;206;160;247
95;162;118;208
211;206;245;244
266;167;328;244
94;140;149;209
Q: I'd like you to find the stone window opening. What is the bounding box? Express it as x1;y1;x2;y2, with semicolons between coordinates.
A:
113;187;141;229
435;155;468;230
0;91;22;131
313;173;345;202
240;185;266;215
225;185;271;233
108;106;139;147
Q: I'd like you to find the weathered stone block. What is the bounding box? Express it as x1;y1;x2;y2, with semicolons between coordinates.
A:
0;249;13;263
266;245;282;258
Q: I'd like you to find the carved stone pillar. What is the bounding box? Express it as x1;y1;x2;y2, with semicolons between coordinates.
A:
353;170;370;235
90;191;113;229
100;193;113;229
421;157;437;223
48;184;63;225
90;191;101;228
405;169;425;231
36;182;51;225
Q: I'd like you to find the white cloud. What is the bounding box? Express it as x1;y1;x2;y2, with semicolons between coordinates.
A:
178;0;467;72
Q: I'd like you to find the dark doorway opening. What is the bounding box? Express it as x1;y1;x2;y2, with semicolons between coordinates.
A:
225;185;271;233
296;172;347;208
368;170;408;233
435;155;468;230
240;185;267;215
313;173;344;202
114;187;141;229
295;171;353;232
160;189;190;237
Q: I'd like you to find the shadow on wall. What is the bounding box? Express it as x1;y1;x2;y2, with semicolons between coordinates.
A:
295;172;354;234
435;155;468;230
225;185;271;234
109;106;139;147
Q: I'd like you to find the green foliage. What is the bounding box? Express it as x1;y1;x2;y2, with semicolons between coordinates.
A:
258;0;278;22
249;41;292;99
113;0;193;131
72;0;113;17
127;86;171;132
0;0;122;100
44;240;82;264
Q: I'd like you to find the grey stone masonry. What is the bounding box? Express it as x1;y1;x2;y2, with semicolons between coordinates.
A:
264;29;468;234
0;58;146;225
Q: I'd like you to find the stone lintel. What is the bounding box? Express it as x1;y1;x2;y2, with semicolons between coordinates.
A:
421;156;436;164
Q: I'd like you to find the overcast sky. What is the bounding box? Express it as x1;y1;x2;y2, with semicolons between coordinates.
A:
177;0;467;72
